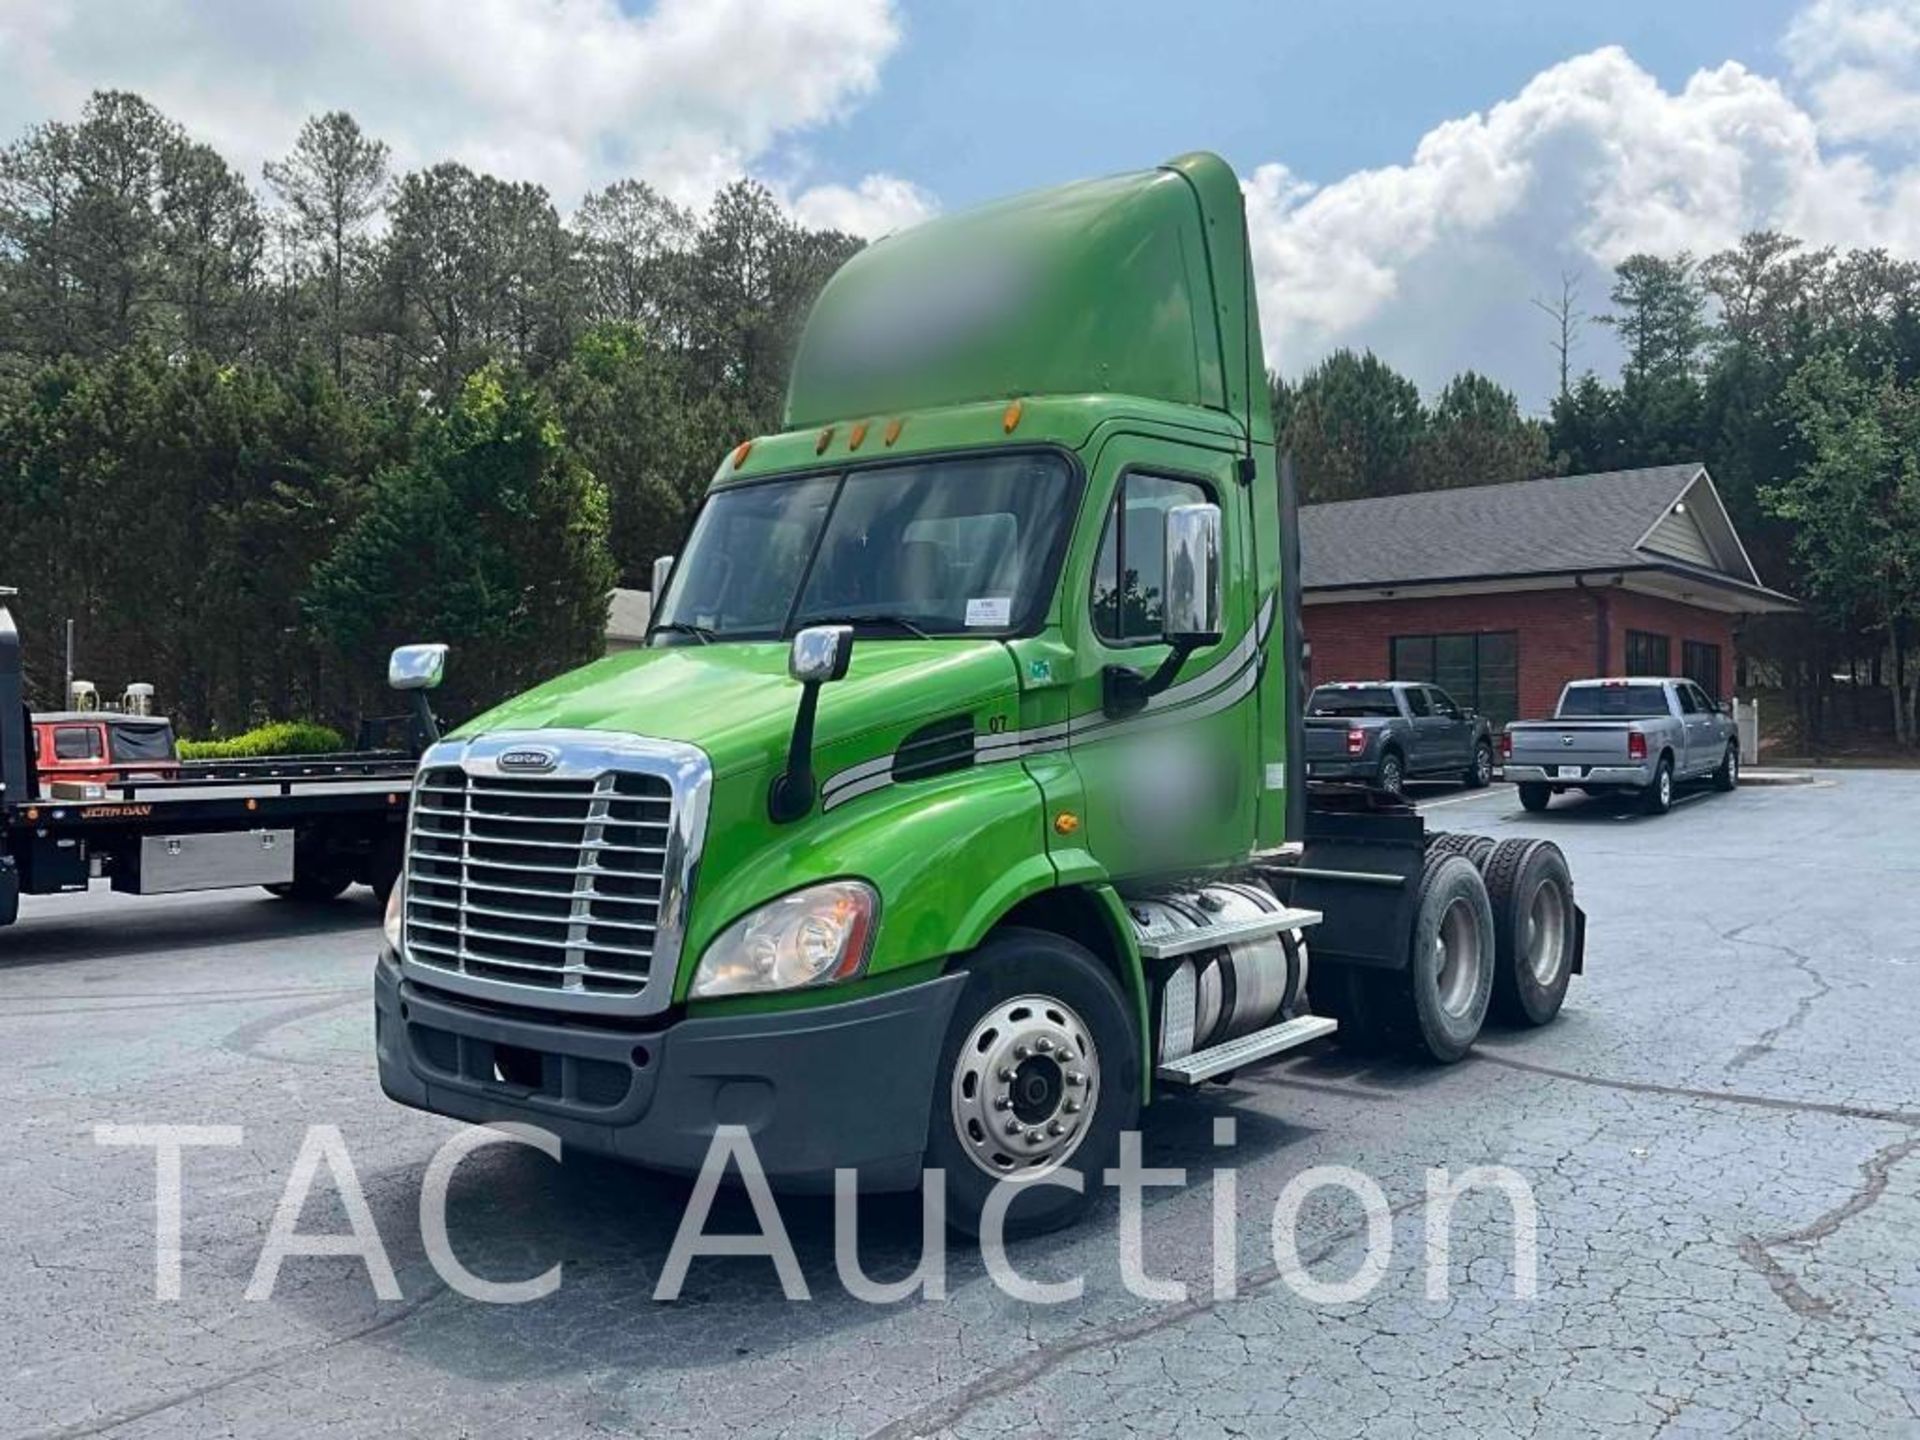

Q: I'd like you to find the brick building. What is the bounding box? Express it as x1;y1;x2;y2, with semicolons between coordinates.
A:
1300;464;1797;728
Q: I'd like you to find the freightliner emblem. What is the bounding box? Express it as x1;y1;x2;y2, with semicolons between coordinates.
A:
499;747;559;773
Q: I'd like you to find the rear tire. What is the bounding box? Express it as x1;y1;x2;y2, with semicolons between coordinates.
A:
1428;831;1496;868
926;928;1139;1238
1376;749;1406;796
1642;757;1674;815
1518;782;1551;812
1713;743;1739;793
1484;839;1576;1026
1463;741;1494;789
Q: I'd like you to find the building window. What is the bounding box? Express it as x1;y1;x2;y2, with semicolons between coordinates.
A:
1683;640;1723;699
1625;629;1671;675
1090;473;1211;642
1390;632;1519;729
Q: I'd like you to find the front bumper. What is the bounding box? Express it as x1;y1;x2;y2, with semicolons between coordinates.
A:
1506;762;1653;787
376;953;965;1192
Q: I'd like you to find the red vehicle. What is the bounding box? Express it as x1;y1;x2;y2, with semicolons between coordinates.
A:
30;712;181;792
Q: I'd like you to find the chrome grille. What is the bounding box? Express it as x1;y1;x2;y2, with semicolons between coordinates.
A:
404;764;674;998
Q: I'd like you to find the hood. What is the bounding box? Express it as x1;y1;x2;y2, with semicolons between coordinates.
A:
456;639;1019;779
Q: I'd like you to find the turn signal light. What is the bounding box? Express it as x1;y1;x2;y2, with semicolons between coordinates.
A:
730;439;753;467
1627;732;1648;761
1346;727;1366;756
849;420;869;450
815;426;835;455
1002;398;1023;433
1500;732;1513;760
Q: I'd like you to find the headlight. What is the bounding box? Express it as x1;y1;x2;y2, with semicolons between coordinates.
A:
383;880;404;952
690;880;877;999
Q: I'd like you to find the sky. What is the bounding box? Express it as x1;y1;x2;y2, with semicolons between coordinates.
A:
4;0;1920;411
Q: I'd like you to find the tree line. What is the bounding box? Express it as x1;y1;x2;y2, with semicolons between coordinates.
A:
0;92;857;732
1276;239;1920;749
2;90;1914;747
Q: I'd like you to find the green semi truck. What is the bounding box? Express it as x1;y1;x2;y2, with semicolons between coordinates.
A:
374;153;1583;1233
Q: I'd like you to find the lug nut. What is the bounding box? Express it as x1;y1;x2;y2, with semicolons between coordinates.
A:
1067;1070;1086;1086
1048;1121;1065;1137
1014;1044;1030;1060
994;1095;1011;1111
1026;1129;1043;1144
998;1067;1015;1082
1064;1099;1081;1114
1005;1120;1023;1136
1035;1037;1054;1053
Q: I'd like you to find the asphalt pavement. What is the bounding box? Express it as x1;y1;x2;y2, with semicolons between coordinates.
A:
3;770;1916;1439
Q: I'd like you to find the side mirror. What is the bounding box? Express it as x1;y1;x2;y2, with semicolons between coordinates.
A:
1161;503;1223;645
652;554;675;600
789;624;854;686
769;625;854;823
388;643;448;692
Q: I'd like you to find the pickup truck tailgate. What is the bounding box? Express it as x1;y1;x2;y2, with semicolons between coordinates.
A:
1508;722;1632;768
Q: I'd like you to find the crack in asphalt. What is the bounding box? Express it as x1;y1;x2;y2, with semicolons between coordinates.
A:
1738;1134;1920;1322
1722;919;1835;1072
216;995;364;1066
858;1192;1433;1440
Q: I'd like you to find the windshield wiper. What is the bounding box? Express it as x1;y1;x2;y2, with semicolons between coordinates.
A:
651;621;716;645
799;613;933;639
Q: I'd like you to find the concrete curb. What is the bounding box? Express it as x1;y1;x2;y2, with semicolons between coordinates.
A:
1741;769;1817;786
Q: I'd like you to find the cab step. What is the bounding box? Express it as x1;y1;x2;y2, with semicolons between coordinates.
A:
1154;1013;1338;1087
1132;904;1322;960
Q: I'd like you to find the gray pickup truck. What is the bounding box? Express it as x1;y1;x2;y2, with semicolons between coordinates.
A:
1503;677;1739;815
1303;680;1496;794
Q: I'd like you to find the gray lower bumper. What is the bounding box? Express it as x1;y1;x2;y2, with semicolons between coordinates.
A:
1507;763;1652;786
376;954;965;1192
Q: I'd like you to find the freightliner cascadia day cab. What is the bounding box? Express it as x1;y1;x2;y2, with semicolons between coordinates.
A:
375;154;1585;1234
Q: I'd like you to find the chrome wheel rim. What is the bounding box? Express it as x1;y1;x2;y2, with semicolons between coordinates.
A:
1659;768;1671;806
1477;748;1492;783
1434;897;1484;1020
1525;877;1568;985
1728;749;1739;785
1382;757;1403;793
950;994;1099;1180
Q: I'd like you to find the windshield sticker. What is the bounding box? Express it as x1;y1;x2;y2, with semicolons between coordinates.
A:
965;597;1012;628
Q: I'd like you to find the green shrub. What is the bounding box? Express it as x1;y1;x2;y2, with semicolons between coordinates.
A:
177;721;348;760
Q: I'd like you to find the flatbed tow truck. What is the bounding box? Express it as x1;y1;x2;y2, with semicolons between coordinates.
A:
1;593;442;927
373;153;1586;1234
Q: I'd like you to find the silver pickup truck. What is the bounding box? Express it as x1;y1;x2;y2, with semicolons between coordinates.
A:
1502;677;1738;815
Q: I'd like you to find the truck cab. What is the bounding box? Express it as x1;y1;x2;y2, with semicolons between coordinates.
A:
375;154;1583;1233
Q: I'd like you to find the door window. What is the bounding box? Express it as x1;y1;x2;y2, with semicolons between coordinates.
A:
1403;686;1432;717
1428;687;1462;719
1091;474;1210;643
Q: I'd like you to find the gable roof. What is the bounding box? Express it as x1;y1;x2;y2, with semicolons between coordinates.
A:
1300;463;1795;611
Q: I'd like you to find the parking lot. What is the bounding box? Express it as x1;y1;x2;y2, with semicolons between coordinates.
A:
4;770;1917;1439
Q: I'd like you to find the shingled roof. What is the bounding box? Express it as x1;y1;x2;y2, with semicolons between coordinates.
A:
1299;463;1795;611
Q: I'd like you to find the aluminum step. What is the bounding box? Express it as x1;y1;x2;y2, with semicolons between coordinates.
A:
1155;1013;1338;1087
1133;904;1322;960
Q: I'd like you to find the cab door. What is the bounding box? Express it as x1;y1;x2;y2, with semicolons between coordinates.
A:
1062;431;1258;879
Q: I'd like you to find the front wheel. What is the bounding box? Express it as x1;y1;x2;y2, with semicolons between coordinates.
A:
1463;742;1494;789
927;928;1140;1238
1713;744;1739;793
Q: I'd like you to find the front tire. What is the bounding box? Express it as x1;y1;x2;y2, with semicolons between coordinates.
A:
1642;757;1674;815
1713;743;1739;792
926;928;1139;1238
1517;781;1551;812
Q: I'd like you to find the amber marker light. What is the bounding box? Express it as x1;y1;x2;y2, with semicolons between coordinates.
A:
884;417;905;446
815;426;835;454
731;439;753;467
1053;811;1080;835
1002;398;1024;433
848;420;869;450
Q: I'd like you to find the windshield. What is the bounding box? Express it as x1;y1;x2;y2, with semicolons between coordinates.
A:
1307;686;1398;718
653;452;1075;640
1558;684;1670;718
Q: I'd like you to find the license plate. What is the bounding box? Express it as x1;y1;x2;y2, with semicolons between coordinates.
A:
1555;764;1582;779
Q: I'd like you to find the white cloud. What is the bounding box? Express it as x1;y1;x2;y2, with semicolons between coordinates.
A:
1243;34;1920;408
0;0;917;214
1783;0;1920;142
787;173;936;237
